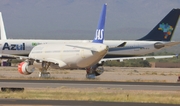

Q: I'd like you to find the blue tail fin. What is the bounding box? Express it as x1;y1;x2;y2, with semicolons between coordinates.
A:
138;9;180;41
92;3;107;43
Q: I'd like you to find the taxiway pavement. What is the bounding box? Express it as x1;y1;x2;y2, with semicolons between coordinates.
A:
0;79;180;91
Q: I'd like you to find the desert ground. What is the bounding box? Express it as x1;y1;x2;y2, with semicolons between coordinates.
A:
1;66;180;104
0;66;179;82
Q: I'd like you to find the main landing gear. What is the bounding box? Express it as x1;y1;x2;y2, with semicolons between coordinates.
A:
39;61;51;78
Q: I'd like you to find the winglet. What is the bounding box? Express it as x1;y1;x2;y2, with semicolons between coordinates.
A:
92;3;107;43
0;12;7;40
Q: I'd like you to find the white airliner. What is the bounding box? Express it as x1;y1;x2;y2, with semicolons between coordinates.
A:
1;4;108;78
0;5;179;78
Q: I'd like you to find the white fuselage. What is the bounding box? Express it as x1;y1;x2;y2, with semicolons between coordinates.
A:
29;43;108;69
0;39;169;58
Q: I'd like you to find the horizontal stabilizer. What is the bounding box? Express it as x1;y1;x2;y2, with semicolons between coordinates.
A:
164;41;180;47
117;42;126;47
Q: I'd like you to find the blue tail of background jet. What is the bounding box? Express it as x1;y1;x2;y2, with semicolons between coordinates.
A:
138;9;180;41
92;3;107;43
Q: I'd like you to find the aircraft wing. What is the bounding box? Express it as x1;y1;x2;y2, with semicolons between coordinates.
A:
0;54;67;67
99;55;178;63
66;44;99;52
44;58;67;67
0;54;30;60
0;53;178;67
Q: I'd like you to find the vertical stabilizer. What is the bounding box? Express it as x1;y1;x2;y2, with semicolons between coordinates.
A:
92;3;107;43
138;9;180;41
0;12;7;40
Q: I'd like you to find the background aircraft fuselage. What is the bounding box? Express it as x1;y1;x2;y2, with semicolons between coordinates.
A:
0;39;170;58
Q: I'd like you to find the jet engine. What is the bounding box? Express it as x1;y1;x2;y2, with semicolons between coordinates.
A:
18;61;35;75
93;64;104;76
154;42;165;49
86;63;104;78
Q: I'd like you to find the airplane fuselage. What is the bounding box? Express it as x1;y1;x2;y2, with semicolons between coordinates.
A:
0;39;168;58
29;43;108;69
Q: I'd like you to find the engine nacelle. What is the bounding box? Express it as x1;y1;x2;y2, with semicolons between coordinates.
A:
87;64;104;76
94;65;104;76
18;61;35;75
154;42;165;49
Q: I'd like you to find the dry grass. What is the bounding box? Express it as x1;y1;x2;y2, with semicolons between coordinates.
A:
0;87;180;104
0;67;180;82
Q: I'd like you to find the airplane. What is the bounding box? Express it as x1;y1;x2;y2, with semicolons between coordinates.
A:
0;5;180;78
0;8;179;58
1;3;108;78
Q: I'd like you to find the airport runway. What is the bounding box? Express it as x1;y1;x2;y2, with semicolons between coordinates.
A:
0;79;180;91
0;99;179;106
0;79;180;106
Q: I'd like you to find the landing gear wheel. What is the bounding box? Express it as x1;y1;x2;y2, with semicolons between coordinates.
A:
39;72;50;78
86;67;95;79
86;73;96;79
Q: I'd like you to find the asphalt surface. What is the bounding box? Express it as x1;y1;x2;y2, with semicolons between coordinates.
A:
0;79;180;91
0;99;179;106
0;79;180;106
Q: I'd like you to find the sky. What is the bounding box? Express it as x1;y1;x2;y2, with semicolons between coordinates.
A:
0;0;179;41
